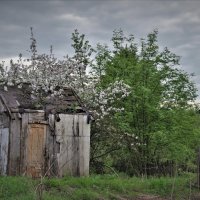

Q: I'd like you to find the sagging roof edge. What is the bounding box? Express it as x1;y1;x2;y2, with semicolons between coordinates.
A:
0;94;15;119
10;108;89;115
71;88;87;112
71;88;95;121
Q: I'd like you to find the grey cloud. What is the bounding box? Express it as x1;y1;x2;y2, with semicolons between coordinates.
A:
0;0;200;98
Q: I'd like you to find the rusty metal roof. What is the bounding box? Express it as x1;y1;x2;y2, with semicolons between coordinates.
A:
0;85;86;114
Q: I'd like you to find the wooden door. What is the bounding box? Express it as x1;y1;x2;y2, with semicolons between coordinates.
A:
26;124;46;178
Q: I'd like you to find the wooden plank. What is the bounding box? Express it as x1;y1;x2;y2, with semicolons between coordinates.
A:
0;113;9;175
58;136;75;177
26;124;46;178
8;113;21;175
0;128;9;175
73;115;80;176
11;109;44;113
48;114;55;134
73;114;79;136
55;114;74;177
45;114;57;176
29;120;48;124
73;136;80;176
0;113;9;128
79;136;90;176
78;115;90;176
20;113;29;175
56;114;74;136
78;115;90;137
45;124;53;177
28;112;45;122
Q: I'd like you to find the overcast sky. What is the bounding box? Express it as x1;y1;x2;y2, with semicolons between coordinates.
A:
0;0;200;100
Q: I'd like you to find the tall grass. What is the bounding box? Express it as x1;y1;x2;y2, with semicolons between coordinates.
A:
0;176;36;200
0;174;198;199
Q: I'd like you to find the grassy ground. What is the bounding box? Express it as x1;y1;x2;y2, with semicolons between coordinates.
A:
0;174;199;200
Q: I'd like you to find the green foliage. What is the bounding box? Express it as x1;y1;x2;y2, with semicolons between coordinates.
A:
0;175;198;199
0;176;36;200
90;29;199;176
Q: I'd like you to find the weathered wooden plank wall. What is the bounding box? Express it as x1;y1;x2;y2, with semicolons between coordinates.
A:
0;110;90;177
55;114;90;177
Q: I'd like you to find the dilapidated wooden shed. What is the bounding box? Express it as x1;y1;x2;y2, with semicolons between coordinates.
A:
0;84;91;178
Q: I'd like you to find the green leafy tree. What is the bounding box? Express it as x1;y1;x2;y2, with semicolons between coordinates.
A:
90;29;199;176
